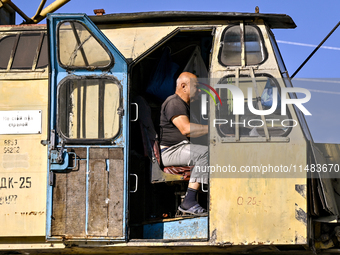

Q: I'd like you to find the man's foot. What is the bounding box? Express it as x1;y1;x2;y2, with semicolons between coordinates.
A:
178;204;207;216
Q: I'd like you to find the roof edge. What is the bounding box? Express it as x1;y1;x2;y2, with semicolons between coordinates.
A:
89;11;296;29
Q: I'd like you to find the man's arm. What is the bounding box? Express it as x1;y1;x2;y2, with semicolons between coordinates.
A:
172;115;208;138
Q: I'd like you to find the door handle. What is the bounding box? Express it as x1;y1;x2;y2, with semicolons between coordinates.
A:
131;103;138;122
201;183;208;193
130;174;138;193
50;151;78;171
67;152;78;170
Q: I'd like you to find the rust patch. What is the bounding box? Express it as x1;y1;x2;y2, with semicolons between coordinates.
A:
15;211;44;216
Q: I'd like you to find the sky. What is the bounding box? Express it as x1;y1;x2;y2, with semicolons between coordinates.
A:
11;0;340;143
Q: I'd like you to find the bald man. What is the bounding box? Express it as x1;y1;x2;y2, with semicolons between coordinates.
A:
160;72;208;216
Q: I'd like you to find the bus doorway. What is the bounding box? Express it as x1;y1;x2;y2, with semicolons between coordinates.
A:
128;28;213;240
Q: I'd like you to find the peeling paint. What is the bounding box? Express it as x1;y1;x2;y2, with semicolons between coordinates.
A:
295;230;307;244
210;229;217;244
295;203;307;226
295;184;307;199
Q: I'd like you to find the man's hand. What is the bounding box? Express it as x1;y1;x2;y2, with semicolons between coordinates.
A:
172;115;208;138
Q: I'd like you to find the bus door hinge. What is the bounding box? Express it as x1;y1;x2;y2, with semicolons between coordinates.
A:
50;129;56;150
49;171;55;186
117;107;124;116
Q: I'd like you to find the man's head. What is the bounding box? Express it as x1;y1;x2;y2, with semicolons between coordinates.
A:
175;72;200;103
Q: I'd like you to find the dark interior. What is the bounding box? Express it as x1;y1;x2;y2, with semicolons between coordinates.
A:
128;30;213;239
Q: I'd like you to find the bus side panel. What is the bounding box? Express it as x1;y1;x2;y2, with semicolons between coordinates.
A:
0;79;48;237
208;24;308;245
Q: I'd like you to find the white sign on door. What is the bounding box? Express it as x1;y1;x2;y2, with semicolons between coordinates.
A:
0;110;42;134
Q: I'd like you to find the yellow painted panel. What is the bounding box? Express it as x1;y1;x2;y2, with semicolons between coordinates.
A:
210;176;307;245
208;94;308;244
100;26;177;60
0;79;48;237
208;21;308;245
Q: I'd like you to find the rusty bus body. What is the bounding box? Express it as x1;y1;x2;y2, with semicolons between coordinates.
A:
0;11;340;254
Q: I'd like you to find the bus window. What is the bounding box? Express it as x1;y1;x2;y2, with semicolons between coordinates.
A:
57;21;113;70
218;24;267;66
58;77;122;142
0;33;47;70
215;75;292;139
0;35;15;69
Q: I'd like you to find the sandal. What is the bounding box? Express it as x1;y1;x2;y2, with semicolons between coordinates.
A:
178;204;208;216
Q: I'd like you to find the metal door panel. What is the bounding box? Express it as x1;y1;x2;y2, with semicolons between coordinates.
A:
46;14;128;242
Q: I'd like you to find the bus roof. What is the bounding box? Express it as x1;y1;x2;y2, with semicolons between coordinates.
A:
89;11;296;29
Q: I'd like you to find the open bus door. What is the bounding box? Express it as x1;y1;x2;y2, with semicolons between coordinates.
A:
45;14;128;242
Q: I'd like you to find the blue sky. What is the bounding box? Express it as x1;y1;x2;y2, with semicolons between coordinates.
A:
12;0;340;143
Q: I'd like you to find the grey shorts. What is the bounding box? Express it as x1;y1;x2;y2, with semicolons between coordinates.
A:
161;140;208;184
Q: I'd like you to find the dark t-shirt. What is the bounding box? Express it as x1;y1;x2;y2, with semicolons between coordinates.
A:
160;94;190;147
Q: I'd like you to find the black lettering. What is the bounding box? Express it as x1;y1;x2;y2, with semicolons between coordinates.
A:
0;178;7;189
0;195;18;205
8;177;14;189
26;177;31;188
19;177;25;189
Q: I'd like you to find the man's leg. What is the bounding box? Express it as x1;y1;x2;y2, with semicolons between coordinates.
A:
161;142;208;214
180;182;202;211
161;141;208;171
188;182;200;190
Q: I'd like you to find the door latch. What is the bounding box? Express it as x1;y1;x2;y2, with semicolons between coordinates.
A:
117;107;124;116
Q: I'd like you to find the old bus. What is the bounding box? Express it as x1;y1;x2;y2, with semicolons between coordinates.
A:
1;10;340;253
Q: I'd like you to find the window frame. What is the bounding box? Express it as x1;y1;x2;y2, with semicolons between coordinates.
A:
218;23;268;67
0;32;48;72
56;75;123;145
56;20;115;71
267;29;288;76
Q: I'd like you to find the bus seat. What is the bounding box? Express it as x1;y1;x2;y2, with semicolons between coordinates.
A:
134;96;192;183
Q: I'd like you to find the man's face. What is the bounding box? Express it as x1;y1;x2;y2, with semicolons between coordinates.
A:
189;77;200;102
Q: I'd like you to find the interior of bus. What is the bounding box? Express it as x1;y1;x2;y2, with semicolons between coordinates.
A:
128;29;213;239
